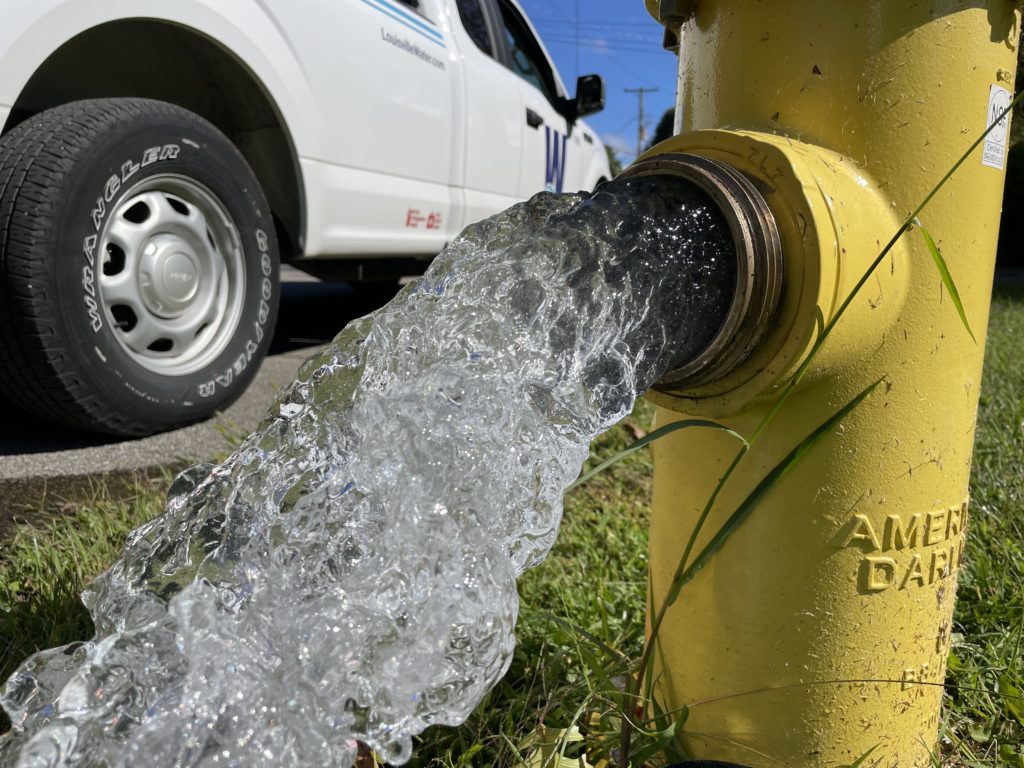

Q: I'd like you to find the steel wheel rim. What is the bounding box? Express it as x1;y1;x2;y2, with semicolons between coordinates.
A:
96;174;246;376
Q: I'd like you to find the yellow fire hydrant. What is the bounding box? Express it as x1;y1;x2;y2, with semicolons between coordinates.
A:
634;2;1020;765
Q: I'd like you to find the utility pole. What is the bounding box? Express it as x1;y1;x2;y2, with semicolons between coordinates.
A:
624;86;659;156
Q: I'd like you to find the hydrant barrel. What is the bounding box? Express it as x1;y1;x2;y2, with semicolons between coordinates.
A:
643;2;1019;765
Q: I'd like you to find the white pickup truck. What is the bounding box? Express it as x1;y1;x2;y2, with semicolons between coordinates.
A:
0;0;610;436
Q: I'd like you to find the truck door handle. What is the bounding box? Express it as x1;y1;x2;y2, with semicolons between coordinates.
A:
525;108;543;129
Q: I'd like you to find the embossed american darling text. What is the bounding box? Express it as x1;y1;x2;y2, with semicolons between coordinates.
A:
838;503;968;594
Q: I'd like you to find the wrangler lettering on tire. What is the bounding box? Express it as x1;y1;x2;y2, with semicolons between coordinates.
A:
0;98;280;436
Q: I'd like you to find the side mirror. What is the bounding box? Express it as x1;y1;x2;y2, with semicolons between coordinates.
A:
573;74;605;118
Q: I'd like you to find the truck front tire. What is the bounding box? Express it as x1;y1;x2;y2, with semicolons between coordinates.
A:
0;98;280;436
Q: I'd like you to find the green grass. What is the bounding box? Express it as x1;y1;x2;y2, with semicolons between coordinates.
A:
0;287;1022;765
0;482;168;732
945;284;1024;767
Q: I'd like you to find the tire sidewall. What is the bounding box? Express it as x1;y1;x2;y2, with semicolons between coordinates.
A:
51;110;279;429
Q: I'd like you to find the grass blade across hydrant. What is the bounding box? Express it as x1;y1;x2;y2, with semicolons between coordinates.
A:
665;377;884;604
914;218;976;343
569;420;747;491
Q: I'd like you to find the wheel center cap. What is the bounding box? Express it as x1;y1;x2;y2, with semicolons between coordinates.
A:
139;235;202;317
162;252;199;302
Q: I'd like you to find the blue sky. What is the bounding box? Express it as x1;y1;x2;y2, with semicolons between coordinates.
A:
517;0;679;168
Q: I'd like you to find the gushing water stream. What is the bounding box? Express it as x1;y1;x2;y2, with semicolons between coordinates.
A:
0;176;735;767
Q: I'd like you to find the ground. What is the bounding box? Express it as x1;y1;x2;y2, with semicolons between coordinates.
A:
0;285;1022;766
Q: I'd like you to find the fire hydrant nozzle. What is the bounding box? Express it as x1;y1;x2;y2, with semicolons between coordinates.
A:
618;153;783;389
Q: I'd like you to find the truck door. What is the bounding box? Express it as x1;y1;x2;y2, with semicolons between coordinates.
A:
449;0;526;229
261;0;458;256
489;0;577;197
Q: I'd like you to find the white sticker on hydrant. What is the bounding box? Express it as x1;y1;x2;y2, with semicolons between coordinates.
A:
982;84;1011;171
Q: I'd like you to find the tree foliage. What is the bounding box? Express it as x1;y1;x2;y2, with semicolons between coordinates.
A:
647;108;675;151
603;144;623;177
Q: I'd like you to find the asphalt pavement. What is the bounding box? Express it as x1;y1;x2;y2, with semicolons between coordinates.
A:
0;268;399;519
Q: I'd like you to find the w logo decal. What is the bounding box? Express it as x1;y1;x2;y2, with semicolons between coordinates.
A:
544;126;567;193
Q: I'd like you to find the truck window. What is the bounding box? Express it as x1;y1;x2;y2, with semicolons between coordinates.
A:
396;0;433;22
495;0;558;106
456;0;494;56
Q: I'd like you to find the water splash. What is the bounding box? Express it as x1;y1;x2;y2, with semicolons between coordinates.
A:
0;176;735;767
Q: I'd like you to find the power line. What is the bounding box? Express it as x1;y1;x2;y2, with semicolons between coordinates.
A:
524;0;582;78
544;42;665;54
539;32;665;46
605;54;651;82
542;37;668;54
535;20;661;27
522;2;664;83
531;0;574;23
624;86;659;156
539;37;659;81
541;32;662;46
586;46;649;81
534;25;663;40
612;113;637;134
574;0;579;81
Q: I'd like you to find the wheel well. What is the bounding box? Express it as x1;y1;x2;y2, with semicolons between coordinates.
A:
3;20;303;261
